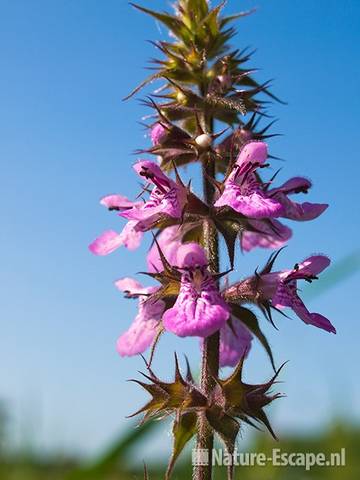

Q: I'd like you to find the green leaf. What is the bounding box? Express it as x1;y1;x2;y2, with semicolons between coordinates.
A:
220;9;257;28
166;412;197;479
303;250;360;301
214;218;243;269
123;71;163;101
206;93;247;116
231;304;276;371
199;1;225;37
205;406;240;480
185;0;209;18
130;3;186;39
65;420;158;480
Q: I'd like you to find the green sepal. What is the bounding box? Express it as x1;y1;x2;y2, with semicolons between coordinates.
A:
130;4;189;40
166;412;197;480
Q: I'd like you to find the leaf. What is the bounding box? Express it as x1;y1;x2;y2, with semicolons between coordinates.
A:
205;405;240;480
65;421;157;480
214;218;243;269
199;1;226;37
131;4;185;38
185;0;209;18
206;93;247;115
166;412;197;479
220;9;257;28
231;304;276;371
123;71;163;101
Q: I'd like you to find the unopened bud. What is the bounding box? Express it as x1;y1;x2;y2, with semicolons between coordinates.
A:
176;91;187;104
217;74;232;90
151;123;167;146
195;133;212;149
239;128;253;142
206;69;216;80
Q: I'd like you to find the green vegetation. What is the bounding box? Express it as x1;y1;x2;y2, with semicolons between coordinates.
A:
1;421;359;479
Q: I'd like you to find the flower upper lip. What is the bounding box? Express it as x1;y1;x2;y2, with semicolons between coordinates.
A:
139;165;171;194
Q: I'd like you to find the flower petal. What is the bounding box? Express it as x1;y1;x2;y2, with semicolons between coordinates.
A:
279;197;328;221
215;187;282;218
114;277;146;295
241;219;292;252
119;221;144;250
117;298;165;356
163;299;229;338
219;320;253;367
133;159;172;184
237;141;268;168
147;226;181;273
88;221;143;255
100;194;139;210
162;275;230;338
120;203;165;222
177;242;208;268
234;192;283;218
88;230;125;256
292;303;336;334
151;123;167;145
117;319;159;356
297;255;331;276
269;177;312;196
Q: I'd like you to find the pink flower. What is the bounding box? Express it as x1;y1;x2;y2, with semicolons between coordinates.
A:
89;162;187;256
261;255;336;333
89;222;143;255
100;194;140;211
219;319;253;367
120;161;187;231
147;226;183;273
115;278;165;357
240;177;328;252
150;122;168;145
162;243;230;337
267;177;328;221
88;194;144;255
241;219;292;252
214;142;283;218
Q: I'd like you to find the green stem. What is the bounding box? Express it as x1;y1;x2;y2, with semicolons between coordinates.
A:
194;117;220;480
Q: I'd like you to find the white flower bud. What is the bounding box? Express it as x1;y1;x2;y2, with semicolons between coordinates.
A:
195;133;212;149
176;91;187;104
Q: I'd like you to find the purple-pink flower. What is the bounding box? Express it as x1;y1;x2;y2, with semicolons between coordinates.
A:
120;160;187;231
89;161;187;256
241;219;292;252
147;225;182;273
115;277;165;357
261;255;336;333
240;176;328;252
215;142;283;218
219;319;253;367
88;194;144;255
162;243;230;337
267;177;328;221
150;122;168;145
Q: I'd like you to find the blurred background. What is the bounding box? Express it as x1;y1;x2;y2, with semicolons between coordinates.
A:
0;0;359;478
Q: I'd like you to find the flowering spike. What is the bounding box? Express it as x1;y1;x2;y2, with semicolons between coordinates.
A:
90;2;337;479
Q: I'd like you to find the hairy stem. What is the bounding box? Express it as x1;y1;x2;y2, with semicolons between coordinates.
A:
194;119;220;480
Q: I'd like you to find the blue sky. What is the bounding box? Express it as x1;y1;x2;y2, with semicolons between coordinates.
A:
0;0;359;459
